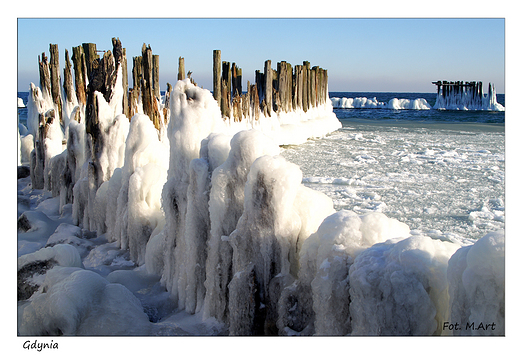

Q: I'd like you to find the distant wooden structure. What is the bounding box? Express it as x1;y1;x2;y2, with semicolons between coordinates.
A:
432;80;490;108
432;80;485;98
213;50;328;121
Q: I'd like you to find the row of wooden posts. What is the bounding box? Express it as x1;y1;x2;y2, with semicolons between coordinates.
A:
432;80;488;99
212;50;329;122
36;38;330;133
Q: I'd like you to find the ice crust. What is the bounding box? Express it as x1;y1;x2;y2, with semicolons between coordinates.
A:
17;73;504;336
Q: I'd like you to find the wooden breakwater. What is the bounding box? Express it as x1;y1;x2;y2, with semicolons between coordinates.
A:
431;80;502;110
29;38;332;194
35;39;171;132
432;80;486;99
33;39;331;133
212;49;329;122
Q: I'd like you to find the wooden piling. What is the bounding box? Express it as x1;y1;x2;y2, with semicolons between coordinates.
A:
232;95;242;122
71;45;87;106
63;49;75;109
38;53;51;98
178;57;185;80
153;54;160;99
82;43;99;81
84;39;127;188
163;82;172;124
221;61;231;118
232;63;242;97
132;56;142;91
250;84;260;121
141;44;160;130
49;44;63;123
213;50;221;109
121;47;129;119
264;60;272;117
241;89;250;119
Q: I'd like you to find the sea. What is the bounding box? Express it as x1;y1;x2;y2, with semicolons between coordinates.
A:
17;91;505;242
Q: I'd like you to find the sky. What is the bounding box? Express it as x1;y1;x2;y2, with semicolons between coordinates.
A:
17;17;505;93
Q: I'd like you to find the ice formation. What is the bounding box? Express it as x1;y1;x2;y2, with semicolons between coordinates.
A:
330;96;431;110
17;56;505;336
433;82;504;111
349;235;460;335
447;230;504;335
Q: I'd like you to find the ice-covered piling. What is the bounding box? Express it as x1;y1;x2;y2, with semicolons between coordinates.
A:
161;79;225;308
432;80;504;111
224;155;335;335
203;130;280;323
140;44;162;130
447;230;504;336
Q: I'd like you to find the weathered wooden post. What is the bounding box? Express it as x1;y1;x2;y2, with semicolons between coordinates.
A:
49;44;63;124
310;66;317;109
241;87;250;120
264;60;272;117
163;82;172;124
232;63;242;98
63;49;76;110
286;62;293;112
71;45;88;106
120;45;129;119
178;57;186;81
132;56;142;90
153;54;160;99
141;44;160;130
82;43;99;80
321;68;328;105
213;50;221;111
38;53;51;99
232;96;242;122
128;55;142;119
221;61;231;118
250;84;260;121
276;62;285;113
84;39;124;188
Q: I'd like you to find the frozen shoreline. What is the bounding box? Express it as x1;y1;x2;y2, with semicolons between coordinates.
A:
17;77;504;336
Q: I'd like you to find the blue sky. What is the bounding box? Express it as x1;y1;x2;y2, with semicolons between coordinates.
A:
17;18;505;93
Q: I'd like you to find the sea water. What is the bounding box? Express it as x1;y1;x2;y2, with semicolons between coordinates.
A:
281;92;505;242
18;91;505;242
